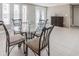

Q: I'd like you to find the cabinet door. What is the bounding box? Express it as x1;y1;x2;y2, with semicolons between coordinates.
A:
51;17;57;26
57;17;63;27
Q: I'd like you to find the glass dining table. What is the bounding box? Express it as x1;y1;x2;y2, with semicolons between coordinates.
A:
21;20;47;55
21;23;36;55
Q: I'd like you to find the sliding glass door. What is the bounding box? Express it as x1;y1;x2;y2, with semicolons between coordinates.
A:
22;5;28;32
2;3;10;24
14;4;20;19
35;7;47;28
13;4;20;32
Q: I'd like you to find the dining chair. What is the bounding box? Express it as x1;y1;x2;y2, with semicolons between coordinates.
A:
32;19;48;38
25;25;54;56
12;19;22;34
1;21;25;56
0;21;4;30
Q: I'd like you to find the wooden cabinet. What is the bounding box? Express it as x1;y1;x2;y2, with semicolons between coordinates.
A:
51;16;64;27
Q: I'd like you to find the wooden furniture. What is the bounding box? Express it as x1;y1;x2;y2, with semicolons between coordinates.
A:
25;25;54;56
51;16;64;27
1;22;25;56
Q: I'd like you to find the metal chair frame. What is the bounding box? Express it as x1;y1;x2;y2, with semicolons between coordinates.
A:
25;25;54;56
0;21;25;56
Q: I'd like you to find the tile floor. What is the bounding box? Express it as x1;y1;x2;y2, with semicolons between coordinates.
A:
0;26;79;56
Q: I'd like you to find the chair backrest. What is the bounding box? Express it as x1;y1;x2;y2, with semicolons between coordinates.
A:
35;19;48;36
0;21;10;44
0;21;3;25
12;19;22;34
39;25;54;50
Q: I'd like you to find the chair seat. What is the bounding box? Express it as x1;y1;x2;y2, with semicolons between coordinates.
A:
32;32;41;37
26;37;42;54
0;26;4;31
27;33;33;39
10;34;25;46
35;32;41;37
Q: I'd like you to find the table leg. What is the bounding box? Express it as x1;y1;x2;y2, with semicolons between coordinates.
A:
25;32;28;56
25;45;28;56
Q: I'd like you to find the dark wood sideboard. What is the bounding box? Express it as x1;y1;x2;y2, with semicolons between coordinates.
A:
51;16;64;27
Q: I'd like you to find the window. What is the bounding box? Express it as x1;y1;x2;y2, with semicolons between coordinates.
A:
13;4;20;32
2;4;10;24
22;5;27;22
22;5;28;32
14;4;20;19
35;7;41;25
35;7;46;27
41;8;46;20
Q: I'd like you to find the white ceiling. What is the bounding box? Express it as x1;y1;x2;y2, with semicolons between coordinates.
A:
32;3;69;7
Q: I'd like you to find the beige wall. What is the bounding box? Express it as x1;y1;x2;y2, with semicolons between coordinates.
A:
47;4;71;28
73;6;79;26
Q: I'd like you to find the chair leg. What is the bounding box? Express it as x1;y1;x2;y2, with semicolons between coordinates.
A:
38;50;41;56
6;42;9;56
18;43;22;48
38;52;40;56
6;42;7;52
48;45;50;56
33;52;37;56
7;46;9;56
23;42;26;54
25;45;28;56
